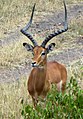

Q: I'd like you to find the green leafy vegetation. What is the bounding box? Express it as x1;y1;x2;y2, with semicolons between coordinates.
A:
21;77;83;119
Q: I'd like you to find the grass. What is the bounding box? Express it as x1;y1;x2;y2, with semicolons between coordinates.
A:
0;0;83;118
0;76;28;119
0;0;62;39
0;0;83;67
0;40;29;68
0;0;83;38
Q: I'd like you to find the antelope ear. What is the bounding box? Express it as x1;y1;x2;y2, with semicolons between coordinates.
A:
46;43;55;53
23;43;33;51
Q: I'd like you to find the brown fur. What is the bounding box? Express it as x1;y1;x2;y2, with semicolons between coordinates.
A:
27;46;67;107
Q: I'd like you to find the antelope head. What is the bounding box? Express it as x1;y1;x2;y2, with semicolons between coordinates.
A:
20;1;68;68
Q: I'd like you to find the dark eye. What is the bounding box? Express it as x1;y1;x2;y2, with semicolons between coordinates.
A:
41;52;45;56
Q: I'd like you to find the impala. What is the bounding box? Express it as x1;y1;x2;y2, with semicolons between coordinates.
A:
20;0;68;107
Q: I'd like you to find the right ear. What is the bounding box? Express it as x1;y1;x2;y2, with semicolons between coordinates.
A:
23;43;33;52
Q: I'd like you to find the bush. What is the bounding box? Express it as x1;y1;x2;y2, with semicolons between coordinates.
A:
21;77;83;119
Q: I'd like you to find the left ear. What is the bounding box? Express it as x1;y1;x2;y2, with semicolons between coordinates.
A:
46;43;55;53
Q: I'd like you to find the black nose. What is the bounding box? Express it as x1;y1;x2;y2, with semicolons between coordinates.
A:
31;62;36;67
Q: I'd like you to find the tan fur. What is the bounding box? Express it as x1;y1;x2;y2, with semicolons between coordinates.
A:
27;46;67;107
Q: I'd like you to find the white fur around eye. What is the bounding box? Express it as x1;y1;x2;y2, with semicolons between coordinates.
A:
41;51;46;59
